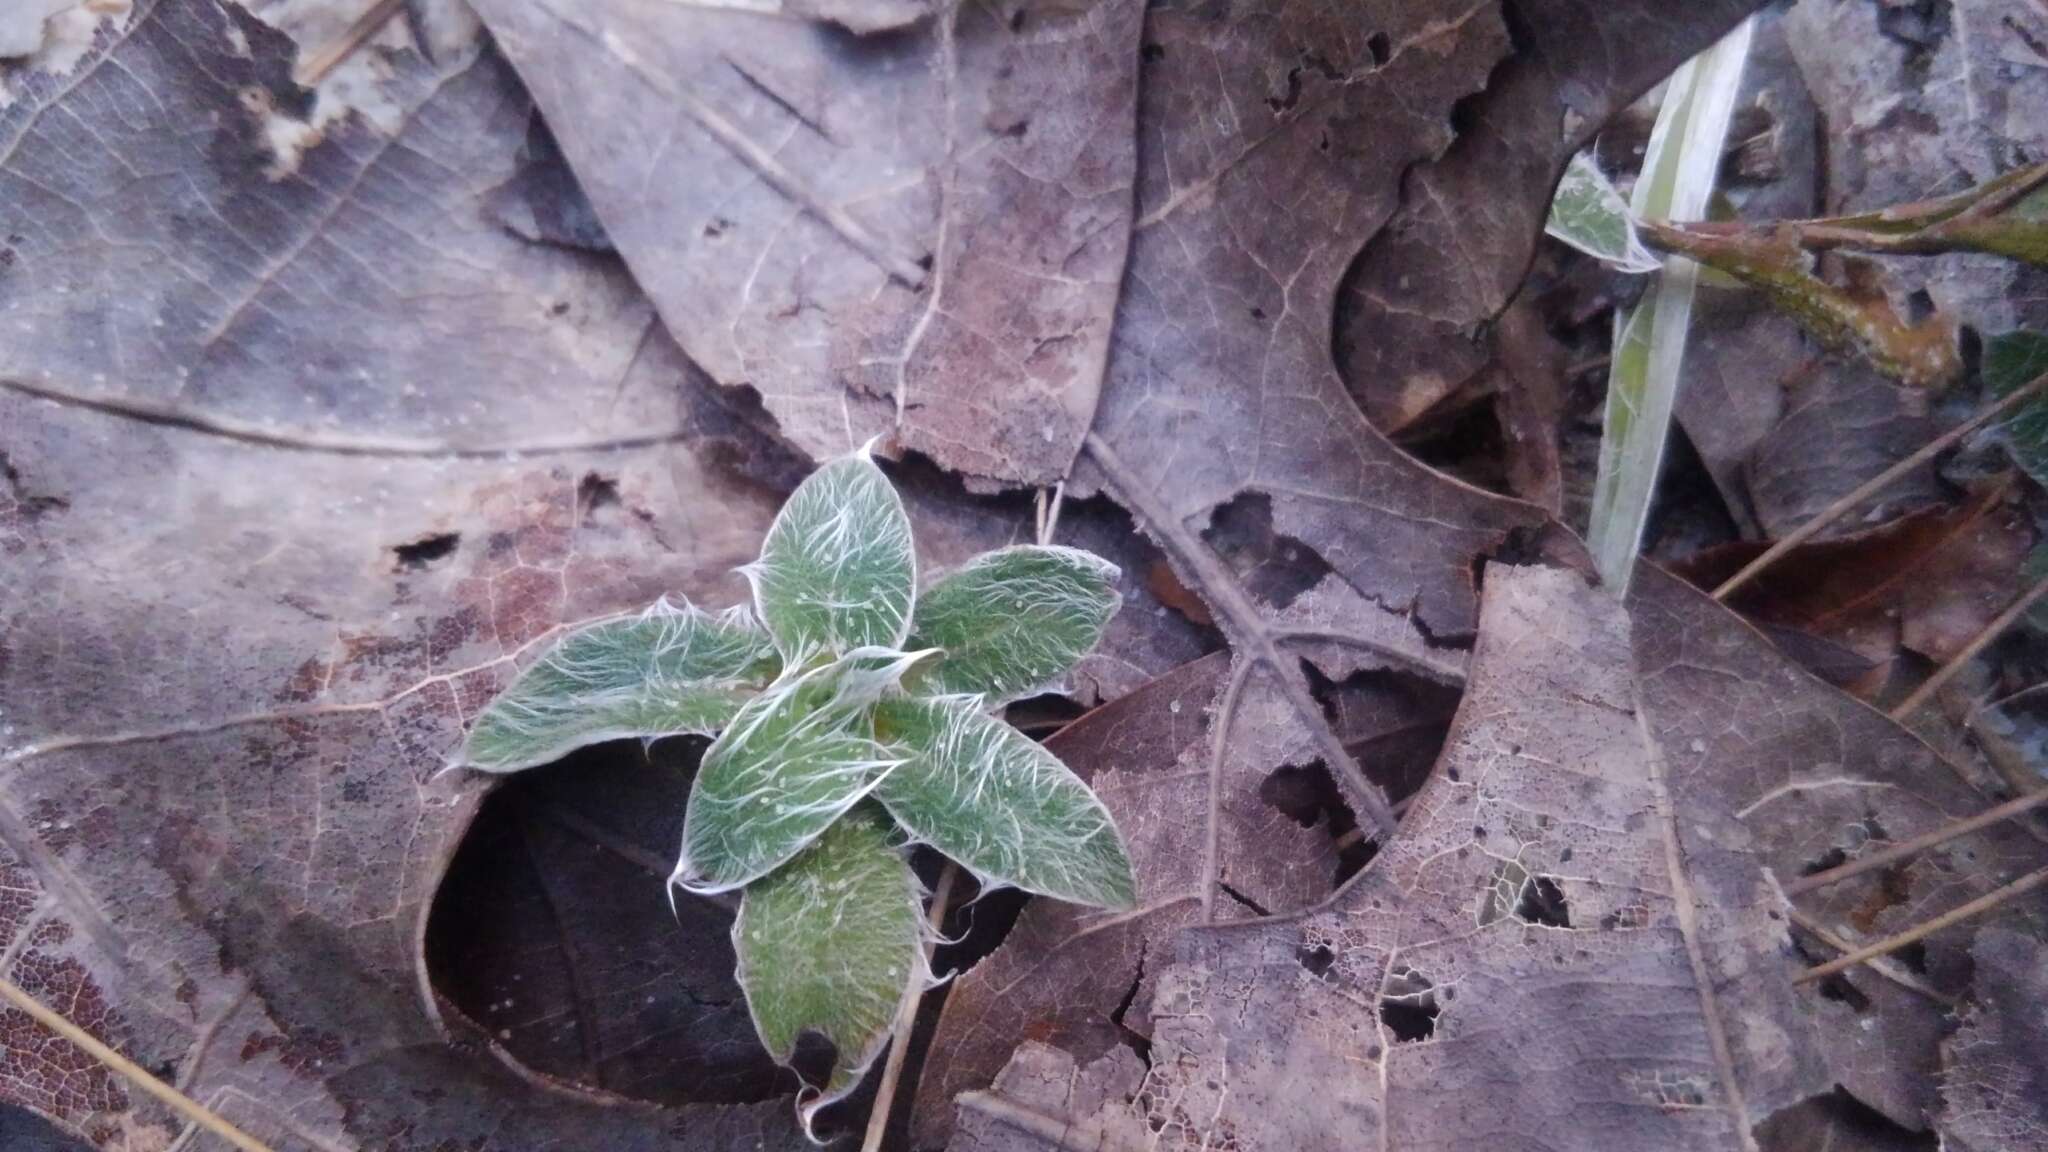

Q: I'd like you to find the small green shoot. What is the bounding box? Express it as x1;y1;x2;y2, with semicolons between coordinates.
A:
1584;18;1755;592
455;445;1135;1136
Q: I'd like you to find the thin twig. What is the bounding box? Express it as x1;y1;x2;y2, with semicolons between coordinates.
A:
1794;866;2048;984
1787;788;2048;897
293;0;407;88
1784;909;1956;1006
861;863;959;1152
1889;570;2048;722
0;975;278;1152
1713;370;2048;600
1084;434;1400;840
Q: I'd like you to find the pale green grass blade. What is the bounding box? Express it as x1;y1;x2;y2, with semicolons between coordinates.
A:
1587;17;1755;592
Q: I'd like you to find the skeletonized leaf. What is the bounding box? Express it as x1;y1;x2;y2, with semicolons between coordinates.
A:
749;448;916;661
905;545;1121;703
1544;151;1664;273
459;600;780;773
675;648;927;893
872;696;1136;910
733;806;926;1137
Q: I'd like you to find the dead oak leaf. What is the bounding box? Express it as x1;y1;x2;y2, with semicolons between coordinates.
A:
0;1;811;1146
468;0;1145;486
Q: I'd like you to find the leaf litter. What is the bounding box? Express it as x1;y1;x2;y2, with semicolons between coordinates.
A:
2;0;2046;1150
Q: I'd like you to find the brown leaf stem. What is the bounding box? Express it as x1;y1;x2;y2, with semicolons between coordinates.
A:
0;975;278;1152
860;862;959;1152
293;0;407;87
1712;369;2048;601
1888;569;2048;722
1787;787;2048;898
1794;866;2048;985
1083;434;1400;842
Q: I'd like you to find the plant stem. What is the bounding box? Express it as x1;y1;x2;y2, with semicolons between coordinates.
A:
860;862;958;1152
1889;570;2048;722
0;975;278;1152
1784;909;1955;1005
1794;865;2048;985
1712;369;2048;601
1786;788;2048;896
293;0;406;87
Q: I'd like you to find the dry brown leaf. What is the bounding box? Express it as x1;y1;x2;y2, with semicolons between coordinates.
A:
950;564;2048;1149
1939;929;2048;1151
468;0;1145;487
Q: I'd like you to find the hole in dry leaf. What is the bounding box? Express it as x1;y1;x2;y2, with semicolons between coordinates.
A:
1306;664;1460;810
1200;492;1333;610
1366;32;1390;67
1801;846;1849;877
1814;973;1873;1012
425;738;793;1106
1297;943;1336;979
576;472;621;521
1515;875;1571;928
1378;967;1438;1042
1756;1086;1939;1151
392;532;459;572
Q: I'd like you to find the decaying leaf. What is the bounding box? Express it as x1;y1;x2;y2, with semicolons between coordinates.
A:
1676;481;2037;673
954;564;1828;1151
466;0;1146;486
914;650;1392;1147
951;563;2048;1150
1939;929;2048;1151
0;3;813;1145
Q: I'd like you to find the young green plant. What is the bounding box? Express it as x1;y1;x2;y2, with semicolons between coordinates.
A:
454;446;1137;1137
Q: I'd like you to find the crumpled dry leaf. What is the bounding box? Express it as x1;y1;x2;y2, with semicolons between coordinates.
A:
1334;0;1763;434
0;3;815;1145
953;564;1828;1151
1746;361;1945;540
951;563;2048;1149
467;0;1145;487
1675;480;2037;674
1939;928;2048;1151
913;649;1431;1146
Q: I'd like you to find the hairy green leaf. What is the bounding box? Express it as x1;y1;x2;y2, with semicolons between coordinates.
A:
871;695;1136;910
733;806;926;1137
1544;151;1663;274
1988;330;2048;487
905;545;1121;702
457;600;779;773
674;648;927;893
748;447;916;661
